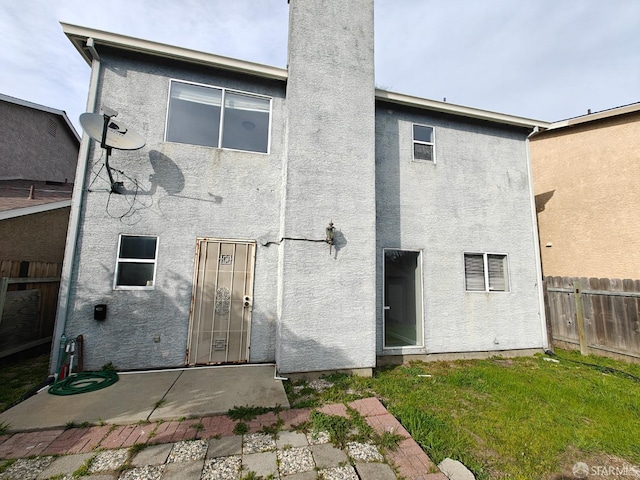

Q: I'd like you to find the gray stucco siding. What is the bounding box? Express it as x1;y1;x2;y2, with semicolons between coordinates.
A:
276;0;377;374
375;105;544;355
65;53;286;370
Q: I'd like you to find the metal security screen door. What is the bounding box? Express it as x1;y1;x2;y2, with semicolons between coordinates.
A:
383;249;423;348
187;239;256;365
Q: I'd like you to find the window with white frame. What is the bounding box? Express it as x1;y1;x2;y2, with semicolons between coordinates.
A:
413;124;435;162
165;80;271;153
464;253;509;292
114;235;158;289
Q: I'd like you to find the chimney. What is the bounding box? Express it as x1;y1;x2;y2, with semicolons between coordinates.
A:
277;0;377;374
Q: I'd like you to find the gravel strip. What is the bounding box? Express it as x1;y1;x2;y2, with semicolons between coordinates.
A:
201;455;242;480
346;442;384;462
306;430;331;445
0;457;54;480
166;439;208;463
243;433;276;454
118;464;165;480
318;465;359;480
89;448;129;473
276;446;315;476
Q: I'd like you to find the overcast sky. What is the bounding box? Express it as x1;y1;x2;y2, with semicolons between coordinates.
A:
1;0;638;133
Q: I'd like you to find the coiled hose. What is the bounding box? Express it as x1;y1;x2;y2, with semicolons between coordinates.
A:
48;371;119;396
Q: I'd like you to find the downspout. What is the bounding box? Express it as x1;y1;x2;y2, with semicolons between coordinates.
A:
525;126;549;350
50;38;101;374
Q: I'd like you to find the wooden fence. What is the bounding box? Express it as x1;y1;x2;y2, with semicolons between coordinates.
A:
0;260;61;358
544;276;640;362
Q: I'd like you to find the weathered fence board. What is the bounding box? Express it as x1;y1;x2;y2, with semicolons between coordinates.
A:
544;276;640;362
0;260;61;358
0;289;40;350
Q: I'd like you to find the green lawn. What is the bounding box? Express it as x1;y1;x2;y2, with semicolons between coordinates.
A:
285;349;640;479
0;353;50;414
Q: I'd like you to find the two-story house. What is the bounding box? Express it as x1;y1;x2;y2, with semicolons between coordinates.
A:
53;0;550;375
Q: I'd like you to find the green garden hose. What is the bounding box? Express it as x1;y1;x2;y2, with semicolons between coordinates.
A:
48;371;119;396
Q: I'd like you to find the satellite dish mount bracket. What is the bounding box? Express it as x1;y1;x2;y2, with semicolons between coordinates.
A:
100;111;122;194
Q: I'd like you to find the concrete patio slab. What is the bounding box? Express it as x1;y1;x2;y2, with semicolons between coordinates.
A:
0;370;180;431
148;364;289;421
0;364;288;432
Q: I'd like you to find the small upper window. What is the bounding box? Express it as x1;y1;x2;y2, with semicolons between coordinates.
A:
165;80;270;153
413;124;434;162
114;235;158;289
464;253;509;292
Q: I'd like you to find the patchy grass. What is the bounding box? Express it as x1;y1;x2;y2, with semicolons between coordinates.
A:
233;422;249;435
287;349;640;479
0;353;50;413
227;405;271;421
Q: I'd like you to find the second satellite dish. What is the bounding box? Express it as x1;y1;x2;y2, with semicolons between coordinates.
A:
80;112;145;150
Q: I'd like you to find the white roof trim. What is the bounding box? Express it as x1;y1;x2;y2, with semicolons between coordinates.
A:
548;102;640;130
0;93;81;143
375;89;551;129
61;22;288;82
0;200;72;221
61;22;552;130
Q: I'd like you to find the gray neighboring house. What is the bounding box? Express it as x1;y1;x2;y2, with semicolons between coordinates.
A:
54;0;550;375
0;93;79;265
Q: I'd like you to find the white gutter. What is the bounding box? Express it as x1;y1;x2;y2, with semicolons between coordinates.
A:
376;89;551;130
50;40;101;374
61;22;288;82
526;127;549;350
0;200;71;221
548;102;640;130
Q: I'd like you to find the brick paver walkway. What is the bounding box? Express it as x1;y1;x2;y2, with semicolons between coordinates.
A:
0;397;448;479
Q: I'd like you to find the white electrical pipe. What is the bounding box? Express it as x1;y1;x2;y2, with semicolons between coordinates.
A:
50;38;102;374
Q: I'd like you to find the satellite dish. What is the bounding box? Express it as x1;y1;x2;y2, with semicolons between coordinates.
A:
79;112;145;150
79;109;146;194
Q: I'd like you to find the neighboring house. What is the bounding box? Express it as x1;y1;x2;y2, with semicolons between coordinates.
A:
530;103;640;279
0;94;79;265
0;94;79;357
54;0;550;375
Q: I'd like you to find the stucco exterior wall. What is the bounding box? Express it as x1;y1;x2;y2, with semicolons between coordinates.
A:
530;112;640;279
0;207;70;263
375;104;546;354
276;0;377;373
65;52;286;370
0;101;78;182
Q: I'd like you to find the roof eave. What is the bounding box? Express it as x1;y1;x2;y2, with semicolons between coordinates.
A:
0;200;72;221
548;102;640;130
375;89;551;130
61;22;288;82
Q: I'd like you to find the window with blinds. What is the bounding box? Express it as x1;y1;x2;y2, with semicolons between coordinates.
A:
464;253;509;292
166;80;271;153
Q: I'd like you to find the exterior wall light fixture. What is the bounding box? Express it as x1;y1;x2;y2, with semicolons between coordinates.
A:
325;221;336;254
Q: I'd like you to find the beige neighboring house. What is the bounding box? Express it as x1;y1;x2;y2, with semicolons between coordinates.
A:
530;102;640;279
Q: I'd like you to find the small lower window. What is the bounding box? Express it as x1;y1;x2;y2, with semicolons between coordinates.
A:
114;235;158;289
413;124;435;162
464;253;509;292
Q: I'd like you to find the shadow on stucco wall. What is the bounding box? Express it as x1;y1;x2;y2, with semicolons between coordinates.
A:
148;150;185;195
276;317;358;374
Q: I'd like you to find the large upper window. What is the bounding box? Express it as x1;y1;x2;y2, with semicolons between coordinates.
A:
114;235;158;289
413;124;435;162
464;253;509;292
166;80;271;153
